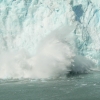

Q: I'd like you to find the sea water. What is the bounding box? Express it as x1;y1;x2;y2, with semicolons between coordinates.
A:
0;72;100;100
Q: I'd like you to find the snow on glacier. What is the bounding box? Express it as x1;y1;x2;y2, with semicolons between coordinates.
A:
0;0;100;79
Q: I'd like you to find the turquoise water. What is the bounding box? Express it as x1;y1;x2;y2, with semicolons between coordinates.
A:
0;73;100;100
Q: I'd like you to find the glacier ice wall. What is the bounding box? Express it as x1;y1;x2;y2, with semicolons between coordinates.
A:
0;0;100;79
0;0;76;54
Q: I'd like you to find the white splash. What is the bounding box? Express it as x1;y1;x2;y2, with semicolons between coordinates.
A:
0;25;75;79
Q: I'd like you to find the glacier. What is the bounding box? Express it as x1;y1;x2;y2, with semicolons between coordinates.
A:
0;0;100;79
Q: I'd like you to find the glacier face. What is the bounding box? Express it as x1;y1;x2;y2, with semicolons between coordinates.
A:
72;0;100;65
0;0;100;79
0;0;75;54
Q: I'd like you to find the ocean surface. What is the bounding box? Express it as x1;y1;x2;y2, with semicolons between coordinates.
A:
0;72;100;100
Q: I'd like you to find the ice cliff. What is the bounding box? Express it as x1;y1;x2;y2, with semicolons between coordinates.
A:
0;0;100;78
